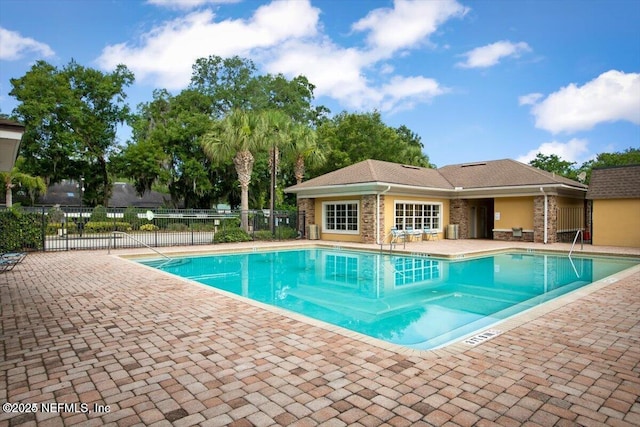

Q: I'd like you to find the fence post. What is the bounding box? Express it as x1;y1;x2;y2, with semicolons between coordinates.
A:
41;206;46;252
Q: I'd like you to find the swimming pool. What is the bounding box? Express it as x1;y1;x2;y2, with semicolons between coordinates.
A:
139;249;638;350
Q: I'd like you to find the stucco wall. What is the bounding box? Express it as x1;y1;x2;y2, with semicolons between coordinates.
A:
592;199;640;248
494;197;534;230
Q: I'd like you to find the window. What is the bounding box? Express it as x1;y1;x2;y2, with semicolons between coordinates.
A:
394;258;441;286
323;201;359;234
324;254;359;285
395;201;441;231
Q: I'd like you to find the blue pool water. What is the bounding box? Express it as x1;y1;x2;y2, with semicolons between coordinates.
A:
139;249;638;350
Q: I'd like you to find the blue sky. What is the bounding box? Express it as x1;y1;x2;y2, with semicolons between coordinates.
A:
1;0;639;167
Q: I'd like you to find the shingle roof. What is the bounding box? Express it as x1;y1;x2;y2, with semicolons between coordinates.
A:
286;159;454;190
37;181;172;208
286;158;587;193
586;165;640;199
438;159;587;189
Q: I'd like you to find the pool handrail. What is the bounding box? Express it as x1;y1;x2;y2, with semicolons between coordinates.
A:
107;231;173;264
569;229;584;258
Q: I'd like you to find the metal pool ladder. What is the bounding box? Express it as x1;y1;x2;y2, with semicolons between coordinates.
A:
107;231;173;265
569;229;583;258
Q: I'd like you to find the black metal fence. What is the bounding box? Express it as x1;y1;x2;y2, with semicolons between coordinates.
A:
6;206;304;252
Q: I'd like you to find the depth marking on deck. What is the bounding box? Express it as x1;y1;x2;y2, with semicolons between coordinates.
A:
463;329;502;346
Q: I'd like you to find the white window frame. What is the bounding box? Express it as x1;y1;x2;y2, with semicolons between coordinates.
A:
393;258;442;287
394;200;443;232
322;200;360;234
322;253;360;287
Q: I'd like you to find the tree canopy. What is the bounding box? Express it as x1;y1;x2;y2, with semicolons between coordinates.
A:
9;55;432;210
529;148;640;184
10;60;134;206
310;111;432;177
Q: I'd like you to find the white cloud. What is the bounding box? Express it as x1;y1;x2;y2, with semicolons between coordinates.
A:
516;138;591;164
146;0;240;10
527;70;640;133
263;39;376;109
352;0;468;56
98;0;459;112
0;27;55;61
97;2;320;89
457;40;531;68
518;93;543;106
379;76;447;113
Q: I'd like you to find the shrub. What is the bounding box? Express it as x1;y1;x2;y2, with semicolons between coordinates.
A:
276;226;299;240
90;205;108;222
48;205;65;223
46;222;78;235
213;227;252;243
220;217;241;229
84;221;131;233
167;223;188;232
139;224;159;232
123;207;143;230
189;222;216;231
252;230;275;241
0;208;43;252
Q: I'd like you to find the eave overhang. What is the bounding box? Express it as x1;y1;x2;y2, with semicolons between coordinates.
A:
286;181;587;199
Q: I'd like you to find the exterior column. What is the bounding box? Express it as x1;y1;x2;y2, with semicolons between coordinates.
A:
297;198;315;238
534;195;558;243
378;194;386;244
450;199;469;239
361;195;377;244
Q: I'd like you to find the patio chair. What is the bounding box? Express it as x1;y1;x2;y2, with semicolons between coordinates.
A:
390;227;406;244
423;227;439;241
0;252;27;273
405;226;423;242
2;252;27;263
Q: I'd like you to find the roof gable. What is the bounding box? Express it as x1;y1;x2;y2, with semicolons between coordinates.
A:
587;165;640;199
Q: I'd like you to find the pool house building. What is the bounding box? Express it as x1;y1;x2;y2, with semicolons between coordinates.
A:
286;159;588;245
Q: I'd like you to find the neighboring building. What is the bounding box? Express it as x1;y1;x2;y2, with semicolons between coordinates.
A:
586;165;640;248
285;159;588;244
36;180;172;208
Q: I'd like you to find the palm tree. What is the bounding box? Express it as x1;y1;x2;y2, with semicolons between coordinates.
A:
260;110;293;233
1;159;47;207
201;110;266;231
287;124;324;184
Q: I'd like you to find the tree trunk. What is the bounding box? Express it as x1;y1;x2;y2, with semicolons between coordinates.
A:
294;156;305;185
234;150;254;232
5;181;13;208
99;157;111;207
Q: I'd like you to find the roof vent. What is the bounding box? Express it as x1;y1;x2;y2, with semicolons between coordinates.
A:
461;162;487;168
402;164;420;170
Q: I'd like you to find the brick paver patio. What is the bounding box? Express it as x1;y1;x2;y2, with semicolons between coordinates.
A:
1;241;639;426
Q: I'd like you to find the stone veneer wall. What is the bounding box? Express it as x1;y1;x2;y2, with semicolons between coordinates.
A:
533;194;558;243
450;199;469;239
297;198;315;237
493;230;534;242
361;195;378;244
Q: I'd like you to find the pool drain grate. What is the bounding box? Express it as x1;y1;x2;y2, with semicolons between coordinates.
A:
463;329;502;346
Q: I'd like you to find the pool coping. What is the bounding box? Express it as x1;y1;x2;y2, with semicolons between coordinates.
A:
116;242;640;360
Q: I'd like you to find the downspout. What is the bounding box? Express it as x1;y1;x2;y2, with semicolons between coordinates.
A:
540;187;548;244
376;186;392;245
